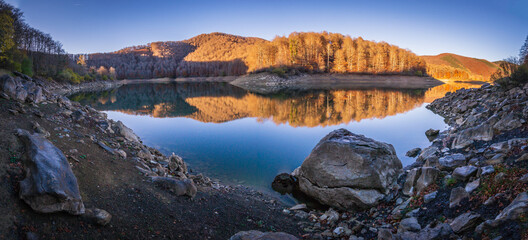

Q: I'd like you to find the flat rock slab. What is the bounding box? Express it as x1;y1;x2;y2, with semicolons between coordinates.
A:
16;129;85;215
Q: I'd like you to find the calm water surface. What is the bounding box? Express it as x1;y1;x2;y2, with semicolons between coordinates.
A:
70;80;480;201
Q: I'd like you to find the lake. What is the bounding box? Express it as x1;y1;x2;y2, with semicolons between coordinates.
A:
69;80;481;202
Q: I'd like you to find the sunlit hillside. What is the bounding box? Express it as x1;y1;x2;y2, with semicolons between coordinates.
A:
422;53;499;81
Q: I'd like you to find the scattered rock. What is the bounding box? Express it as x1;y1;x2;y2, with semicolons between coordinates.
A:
398;217;421;233
438;153;466;170
151;177;197;198
425;129;439;137
272;173;297;194
83;208;112;226
289;203;307;211
465;179;480;193
115;120;140;143
452;166;477;181
229;230;298;240
449;212;481;233
449;187;469;208
423;191;437;203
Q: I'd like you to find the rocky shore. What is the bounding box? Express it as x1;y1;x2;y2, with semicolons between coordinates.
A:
2;71;528;239
273;83;528;239
0;74;303;239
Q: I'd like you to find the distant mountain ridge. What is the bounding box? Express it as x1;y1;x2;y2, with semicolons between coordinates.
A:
85;32;497;81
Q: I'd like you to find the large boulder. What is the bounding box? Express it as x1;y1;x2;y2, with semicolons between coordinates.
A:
16;129;85;215
296;129;402;209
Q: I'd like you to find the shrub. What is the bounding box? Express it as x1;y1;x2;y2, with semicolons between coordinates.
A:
495;64;528;89
21;57;33;77
57;68;83;84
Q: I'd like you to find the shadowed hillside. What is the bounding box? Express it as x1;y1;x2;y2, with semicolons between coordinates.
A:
422;53;499;81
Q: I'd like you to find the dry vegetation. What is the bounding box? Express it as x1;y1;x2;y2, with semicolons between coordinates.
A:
422;53;499;81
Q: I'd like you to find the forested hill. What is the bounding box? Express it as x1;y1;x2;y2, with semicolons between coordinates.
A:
422;53;499;81
85;32;426;79
86;33;266;79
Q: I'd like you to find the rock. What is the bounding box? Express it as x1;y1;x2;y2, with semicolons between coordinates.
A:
151;177;197;198
16;129;85;215
416;146;439;163
137;148;153;161
398;223;453;240
516;153;528;162
83;208;112;226
391;199;410;220
377;228;394;240
116;149;127;159
479;165;494;176
425;129;439;137
406;148;421;158
229;230;298;240
484;153;505;165
398;217;421;233
465;179;480;193
415;167;439;194
0;74;18;98
15;86;28;102
493;114;523;132
438;154;466;170
452;166;477;181
320;208;339;222
296;129;402;209
520;173;528;183
493;192;528;223
168;153;187;174
423;191;437;203
494;172;506;182
115;120;140;143
449;212;481;233
452;123;494;149
71;109;86;121
272;173;297;194
32;122;50;138
449;187;469;208
403;168;421;196
294;211;309;219
333;227;345;236
289;204;307;211
97;141;116;155
403;167;439;196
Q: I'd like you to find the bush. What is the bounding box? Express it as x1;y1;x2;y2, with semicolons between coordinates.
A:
271;67;286;78
21;57;33;77
495;64;528;89
57;68;83;84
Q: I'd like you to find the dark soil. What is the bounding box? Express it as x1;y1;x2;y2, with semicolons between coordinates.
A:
0;98;302;239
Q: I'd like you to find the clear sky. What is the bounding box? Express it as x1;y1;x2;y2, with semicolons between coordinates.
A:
6;0;528;61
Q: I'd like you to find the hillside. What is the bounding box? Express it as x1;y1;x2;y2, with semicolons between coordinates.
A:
422;53;499;81
85;32;426;79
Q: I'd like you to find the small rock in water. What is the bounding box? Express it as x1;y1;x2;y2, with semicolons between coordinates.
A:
425;129;440;137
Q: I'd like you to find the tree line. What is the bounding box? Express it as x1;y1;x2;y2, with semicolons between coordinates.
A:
249;32;426;75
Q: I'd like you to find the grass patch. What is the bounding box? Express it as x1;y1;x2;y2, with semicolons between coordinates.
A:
475;58;499;68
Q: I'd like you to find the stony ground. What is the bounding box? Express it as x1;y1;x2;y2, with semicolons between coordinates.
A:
276;83;528;239
0;75;303;239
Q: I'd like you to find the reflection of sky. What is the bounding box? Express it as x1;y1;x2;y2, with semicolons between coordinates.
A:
105;103;447;192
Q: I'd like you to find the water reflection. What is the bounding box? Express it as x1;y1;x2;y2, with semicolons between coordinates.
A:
69;80;481;202
71;81;479;127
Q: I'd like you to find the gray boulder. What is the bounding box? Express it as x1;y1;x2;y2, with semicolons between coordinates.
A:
229;230;298;240
449;187;469;208
398;217;421;233
406;148;421;158
168;153;187;174
438;154;466;170
16;129;85;215
397;223;453;240
425;129;439;137
115;120;140;143
452;166;477;181
296;129;402;209
452;123;494;149
403;167;438;196
449;212;481;233
151;177;197;198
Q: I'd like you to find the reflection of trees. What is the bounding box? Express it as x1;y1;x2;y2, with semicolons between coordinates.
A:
424;81;482;103
71;82;453;127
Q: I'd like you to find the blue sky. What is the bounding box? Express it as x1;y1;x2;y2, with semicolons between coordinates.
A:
6;0;528;61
